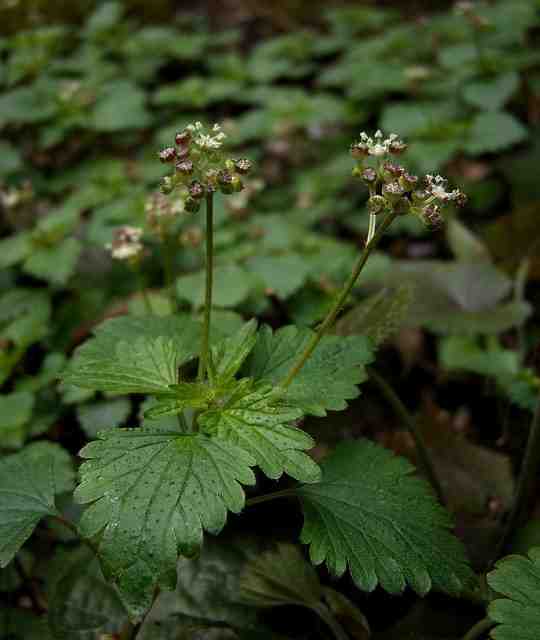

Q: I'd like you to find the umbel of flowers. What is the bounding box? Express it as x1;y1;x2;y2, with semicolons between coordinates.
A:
350;130;466;240
158;121;253;213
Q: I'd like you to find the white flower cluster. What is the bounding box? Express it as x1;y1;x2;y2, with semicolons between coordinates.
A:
425;174;464;203
352;130;407;158
186;122;227;150
107;226;143;261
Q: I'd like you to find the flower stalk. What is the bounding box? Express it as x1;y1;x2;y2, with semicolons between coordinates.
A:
281;209;399;389
198;191;215;381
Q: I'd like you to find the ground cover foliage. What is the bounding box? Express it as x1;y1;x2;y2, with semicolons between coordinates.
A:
1;1;540;638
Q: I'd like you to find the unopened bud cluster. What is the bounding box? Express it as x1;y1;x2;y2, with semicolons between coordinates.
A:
158;121;252;214
351;130;466;229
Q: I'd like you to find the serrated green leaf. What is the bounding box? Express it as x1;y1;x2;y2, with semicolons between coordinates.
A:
47;546;128;639
0;442;75;567
210;320;258;385
245;325;373;416
75;428;256;621
200;380;320;483
240;543;322;608
296;440;474;597
63;315;202;394
487;548;540;640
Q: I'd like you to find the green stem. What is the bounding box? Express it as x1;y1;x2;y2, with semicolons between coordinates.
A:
312;603;350;640
245;488;296;507
367;367;446;505
461;617;494;640
281;210;398;389
197;192;214;382
490;393;540;566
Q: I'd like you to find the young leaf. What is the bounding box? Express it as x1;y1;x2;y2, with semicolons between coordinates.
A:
245;325;373;416
210;319;258;385
199;380;320;483
75;428;256;621
63;315;202;394
487;548;540;640
295;440;474;597
0;442;75;567
144;382;214;419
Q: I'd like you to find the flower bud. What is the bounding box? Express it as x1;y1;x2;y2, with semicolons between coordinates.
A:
399;172;418;192
231;175;244;192
184;197;201;214
361;167;377;185
218;170;234;194
389;140;407;155
234;158;253;175
175;130;191;146
188;180;205;200
350;142;369;158
382;162;404;182
422;204;444;229
176;159;194;176
411;189;429;204
367;195;386;215
159;147;177;163
382;181;405;204
160;176;174;194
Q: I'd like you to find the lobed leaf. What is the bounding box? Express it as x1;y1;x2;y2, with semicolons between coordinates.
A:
63;315;202;394
0;442;75;567
75;427;257;620
245;325;373;416
487;548;540;640
295;440;475;597
200;380;320;483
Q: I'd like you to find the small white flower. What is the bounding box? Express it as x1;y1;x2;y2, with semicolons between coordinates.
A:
357;130;404;157
425;174;465;204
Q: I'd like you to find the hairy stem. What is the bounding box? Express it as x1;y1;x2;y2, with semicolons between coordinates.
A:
312;603;350;640
198;191;215;381
367;367;446;505
245;488;296;507
461;617;494;640
491;393;540;566
281;210;398;389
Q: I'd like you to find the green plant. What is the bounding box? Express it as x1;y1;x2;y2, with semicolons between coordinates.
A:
1;125;481;634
